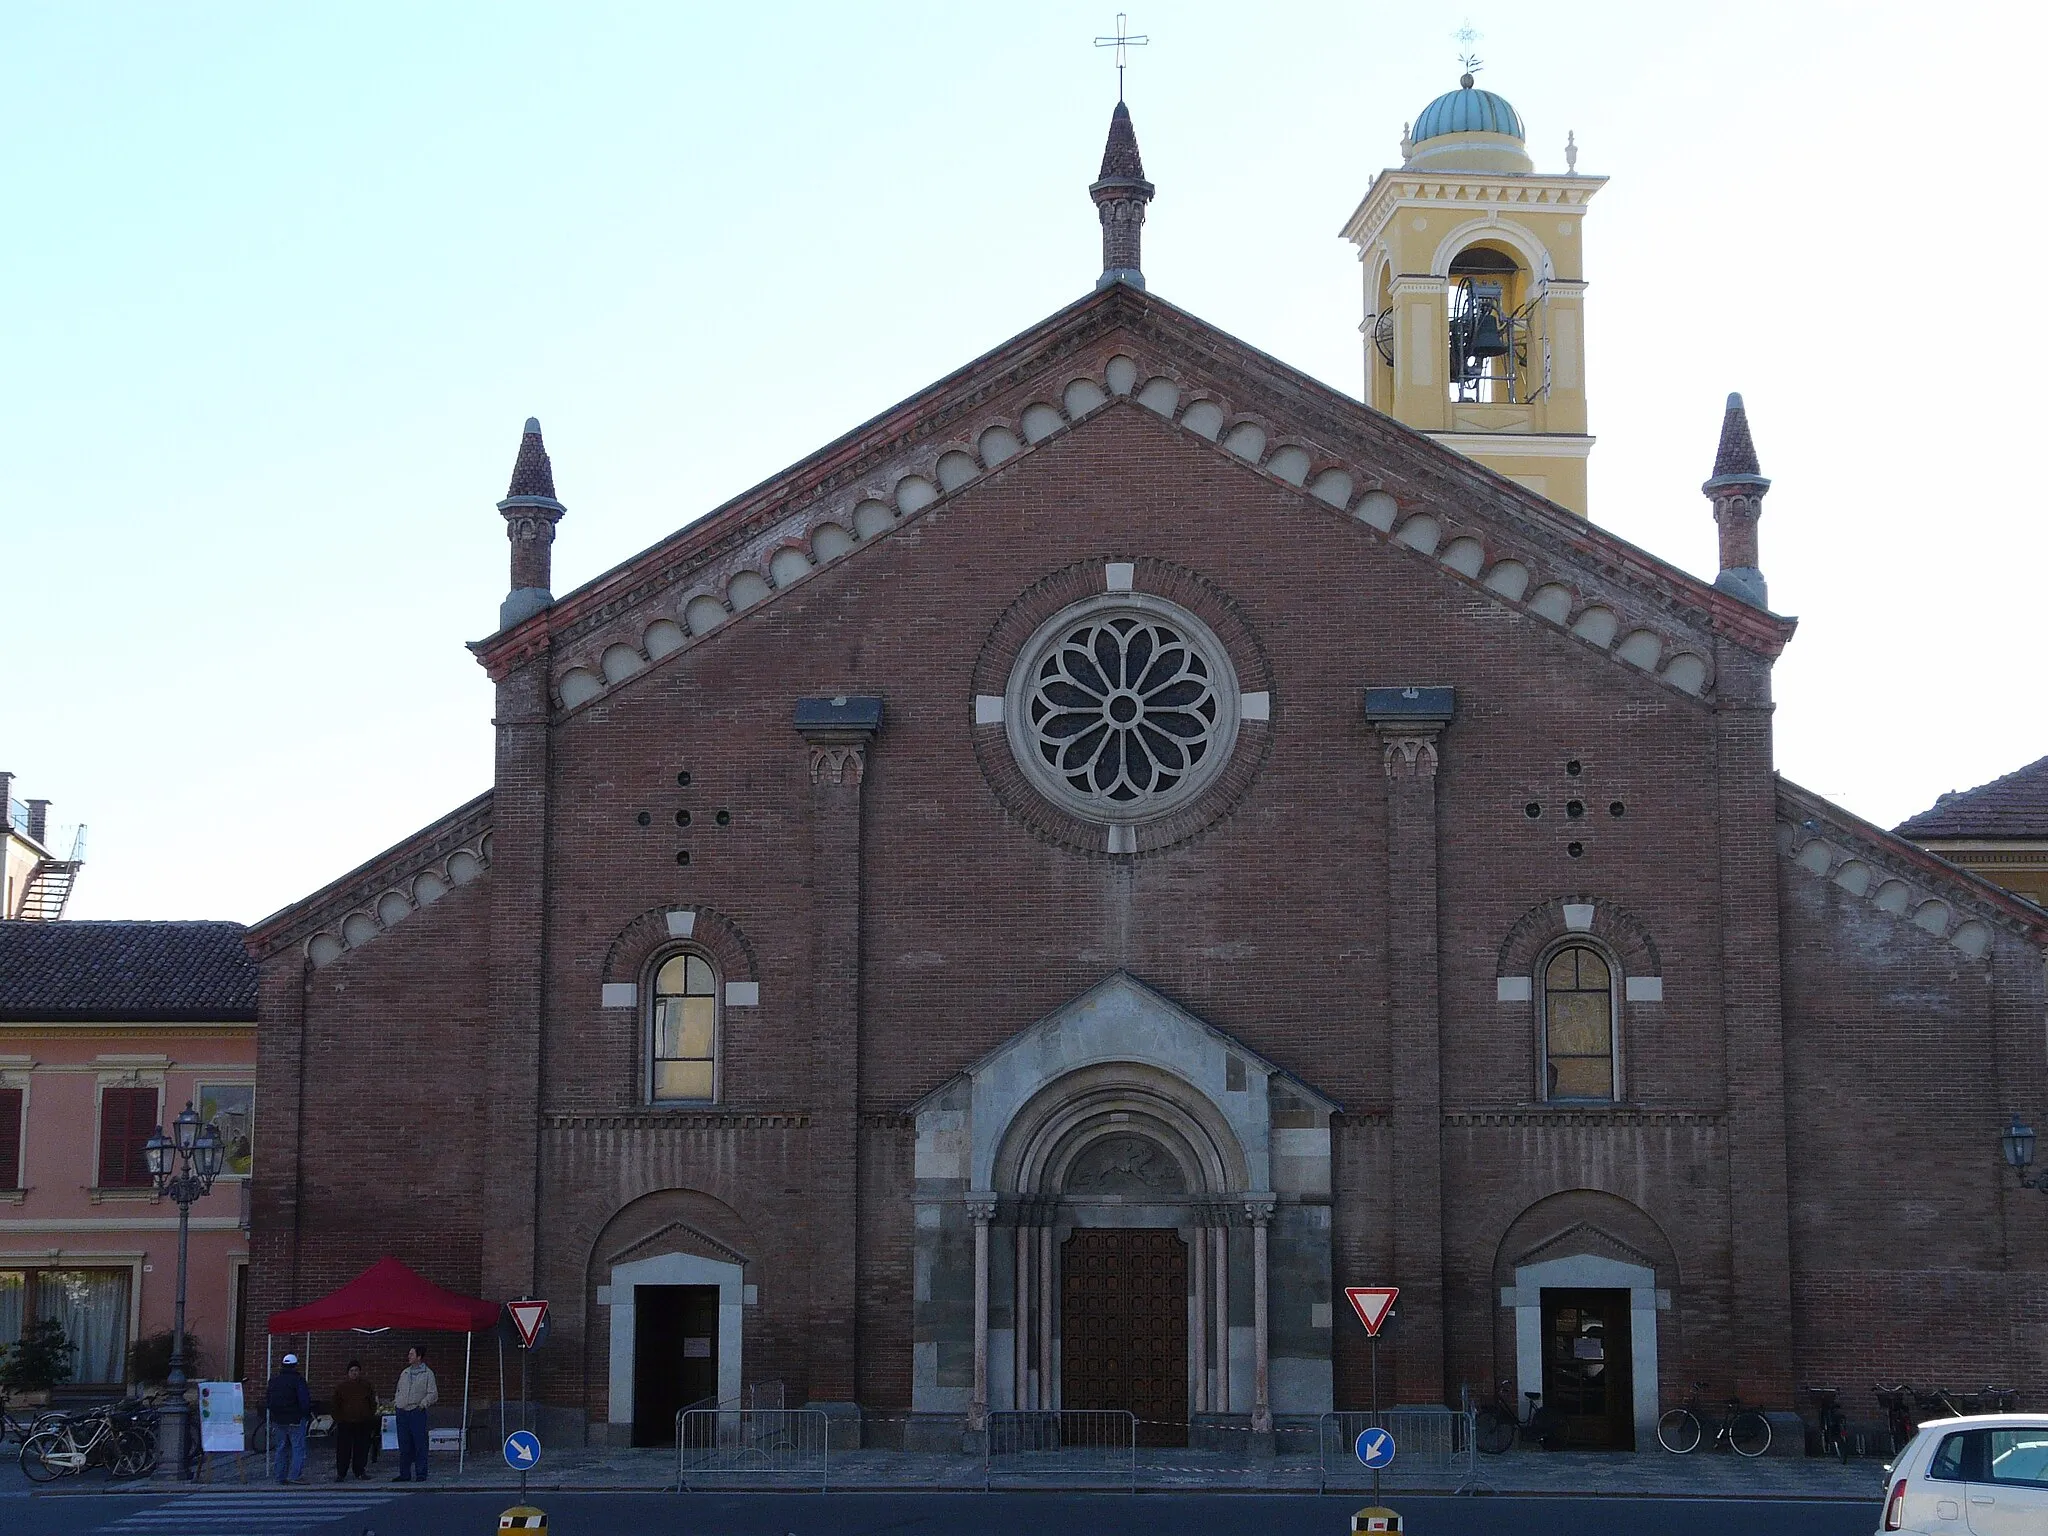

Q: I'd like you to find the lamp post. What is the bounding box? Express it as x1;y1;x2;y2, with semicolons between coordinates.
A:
2001;1115;2044;1190
144;1103;224;1481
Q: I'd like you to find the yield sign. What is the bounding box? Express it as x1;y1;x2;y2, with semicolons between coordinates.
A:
506;1298;550;1350
1344;1286;1399;1337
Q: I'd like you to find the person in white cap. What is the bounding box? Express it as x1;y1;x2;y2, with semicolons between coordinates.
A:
265;1352;311;1483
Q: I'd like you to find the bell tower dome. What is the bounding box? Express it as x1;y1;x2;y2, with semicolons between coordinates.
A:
1340;74;1604;516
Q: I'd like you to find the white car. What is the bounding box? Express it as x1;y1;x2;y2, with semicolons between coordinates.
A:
1880;1413;2048;1534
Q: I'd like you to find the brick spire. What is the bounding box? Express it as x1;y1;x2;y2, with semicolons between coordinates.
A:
1090;101;1155;291
497;417;567;630
1702;393;1771;609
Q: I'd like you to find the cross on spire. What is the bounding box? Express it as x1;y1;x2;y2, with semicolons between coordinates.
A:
1094;12;1149;102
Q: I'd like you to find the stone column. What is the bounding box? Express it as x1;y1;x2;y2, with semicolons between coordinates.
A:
1038;1222;1055;1409
794;697;881;1405
1212;1221;1231;1414
1246;1196;1276;1434
1365;686;1454;1405
968;1193;998;1431
1014;1211;1032;1410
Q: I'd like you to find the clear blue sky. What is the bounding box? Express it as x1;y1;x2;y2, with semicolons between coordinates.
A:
3;0;2037;921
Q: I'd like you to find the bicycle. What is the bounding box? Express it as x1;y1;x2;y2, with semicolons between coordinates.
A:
1805;1384;1849;1464
1971;1386;2018;1414
1472;1378;1562;1454
1;1390;66;1448
1874;1383;1915;1458
19;1403;154;1481
1657;1382;1772;1457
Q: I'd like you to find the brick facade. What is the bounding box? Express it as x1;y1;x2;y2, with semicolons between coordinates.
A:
245;284;2048;1445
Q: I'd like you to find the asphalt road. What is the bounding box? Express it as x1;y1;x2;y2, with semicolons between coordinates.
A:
0;1490;1883;1535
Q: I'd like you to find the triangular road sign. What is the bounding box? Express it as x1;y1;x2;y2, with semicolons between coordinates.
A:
506;1298;550;1350
1344;1286;1399;1337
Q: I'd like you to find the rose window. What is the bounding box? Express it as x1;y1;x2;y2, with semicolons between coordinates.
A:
1007;597;1240;822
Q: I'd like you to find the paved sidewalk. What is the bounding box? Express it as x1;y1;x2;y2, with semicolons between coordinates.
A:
8;1440;1891;1500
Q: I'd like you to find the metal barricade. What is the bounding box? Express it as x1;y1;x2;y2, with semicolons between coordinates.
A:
676;1407;828;1491
984;1409;1137;1491
1318;1408;1482;1494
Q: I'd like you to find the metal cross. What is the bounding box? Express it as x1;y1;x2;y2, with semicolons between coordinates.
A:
1454;20;1484;77
1094;13;1149;102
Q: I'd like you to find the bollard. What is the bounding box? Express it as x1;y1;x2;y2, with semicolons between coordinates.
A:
1350;1507;1402;1533
498;1506;547;1531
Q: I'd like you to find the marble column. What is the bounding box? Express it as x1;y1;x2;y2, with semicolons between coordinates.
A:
1191;1219;1208;1412
1014;1211;1032;1410
1212;1222;1231;1414
1038;1221;1055;1409
1246;1196;1276;1433
968;1194;998;1430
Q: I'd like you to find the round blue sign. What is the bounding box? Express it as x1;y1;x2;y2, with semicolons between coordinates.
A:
503;1429;542;1470
1355;1426;1396;1469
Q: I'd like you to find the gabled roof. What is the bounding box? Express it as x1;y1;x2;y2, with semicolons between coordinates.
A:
472;281;1794;720
0;920;257;1023
1896;754;2048;840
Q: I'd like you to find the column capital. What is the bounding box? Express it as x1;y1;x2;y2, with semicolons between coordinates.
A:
795;696;883;787
1365;685;1453;780
965;1193;1000;1224
1242;1194;1277;1227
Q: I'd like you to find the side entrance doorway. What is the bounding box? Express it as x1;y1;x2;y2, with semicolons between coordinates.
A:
1540;1287;1635;1449
1061;1228;1187;1446
632;1283;720;1447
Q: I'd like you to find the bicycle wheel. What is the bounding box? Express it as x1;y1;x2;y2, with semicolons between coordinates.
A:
20;1429;74;1482
1730;1411;1772;1458
1657;1408;1703;1454
111;1427;157;1479
1475;1407;1515;1455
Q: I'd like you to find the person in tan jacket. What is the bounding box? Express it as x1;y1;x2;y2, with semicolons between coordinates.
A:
329;1361;378;1481
391;1345;438;1483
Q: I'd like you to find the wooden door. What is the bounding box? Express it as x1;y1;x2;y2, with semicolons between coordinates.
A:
1060;1228;1187;1446
1539;1287;1635;1450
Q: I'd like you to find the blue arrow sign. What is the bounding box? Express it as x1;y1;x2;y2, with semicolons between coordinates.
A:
1355;1426;1396;1469
503;1430;542;1470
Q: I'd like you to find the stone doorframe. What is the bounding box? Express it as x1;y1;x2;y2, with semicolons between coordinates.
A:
1502;1253;1668;1448
601;1252;744;1429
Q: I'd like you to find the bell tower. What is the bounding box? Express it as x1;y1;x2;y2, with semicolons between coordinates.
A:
1340;73;1604;516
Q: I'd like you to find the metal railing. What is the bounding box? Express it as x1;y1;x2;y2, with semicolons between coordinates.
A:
984;1409;1137;1491
676;1407;828;1491
1318;1408;1483;1493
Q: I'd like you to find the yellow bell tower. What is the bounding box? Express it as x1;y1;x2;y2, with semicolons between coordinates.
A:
1341;74;1604;515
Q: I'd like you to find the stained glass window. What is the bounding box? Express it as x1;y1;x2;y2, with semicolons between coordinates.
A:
1543;945;1616;1101
651;953;718;1102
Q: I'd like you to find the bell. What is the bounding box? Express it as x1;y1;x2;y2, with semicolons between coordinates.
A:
1469;306;1508;360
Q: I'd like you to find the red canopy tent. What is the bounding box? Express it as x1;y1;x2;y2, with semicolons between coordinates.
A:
266;1257;501;1473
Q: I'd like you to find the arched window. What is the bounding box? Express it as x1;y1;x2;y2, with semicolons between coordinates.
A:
1541;944;1616;1102
650;953;718;1102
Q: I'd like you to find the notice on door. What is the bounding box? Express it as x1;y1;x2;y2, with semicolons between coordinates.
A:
683;1336;712;1358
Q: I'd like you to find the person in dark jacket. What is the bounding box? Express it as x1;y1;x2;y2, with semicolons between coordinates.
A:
329;1361;378;1480
266;1353;311;1484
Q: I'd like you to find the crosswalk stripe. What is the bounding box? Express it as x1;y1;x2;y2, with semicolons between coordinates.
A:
96;1490;397;1533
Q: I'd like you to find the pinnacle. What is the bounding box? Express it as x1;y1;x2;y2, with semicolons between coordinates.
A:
1709;392;1763;482
1097;99;1147;184
506;418;558;501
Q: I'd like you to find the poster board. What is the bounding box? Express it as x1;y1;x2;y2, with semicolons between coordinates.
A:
197;1381;245;1453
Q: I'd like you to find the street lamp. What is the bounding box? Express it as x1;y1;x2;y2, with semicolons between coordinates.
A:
2002;1115;2043;1189
147;1103;224;1480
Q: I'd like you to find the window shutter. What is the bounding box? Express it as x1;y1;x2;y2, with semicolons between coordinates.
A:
0;1087;20;1188
98;1086;158;1188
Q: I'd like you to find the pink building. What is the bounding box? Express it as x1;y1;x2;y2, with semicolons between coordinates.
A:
0;923;255;1394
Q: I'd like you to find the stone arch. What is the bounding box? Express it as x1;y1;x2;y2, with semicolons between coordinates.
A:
990;1060;1250;1199
1428;216;1552;281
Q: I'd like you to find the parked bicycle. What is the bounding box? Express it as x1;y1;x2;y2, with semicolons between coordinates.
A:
1874;1382;1915;1457
1805;1384;1849;1464
1913;1384;1972;1423
1657;1382;1772;1457
1;1389;66;1448
19;1400;157;1481
1472;1378;1563;1454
